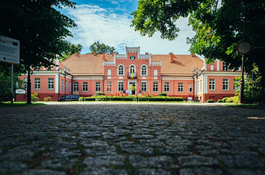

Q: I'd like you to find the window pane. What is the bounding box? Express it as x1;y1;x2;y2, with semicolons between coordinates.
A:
164;82;169;92
96;82;101;92
83;82;88;91
141;82;147;92
178;83;183;92
153;82;158;92
74;82;78;91
107;82;112;92
118;82;123;92
48;78;54;89
35;78;40;89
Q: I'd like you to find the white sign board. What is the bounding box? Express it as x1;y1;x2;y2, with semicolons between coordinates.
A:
0;35;20;65
15;89;26;95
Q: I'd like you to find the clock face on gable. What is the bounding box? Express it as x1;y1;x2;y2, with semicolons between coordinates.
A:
130;56;135;61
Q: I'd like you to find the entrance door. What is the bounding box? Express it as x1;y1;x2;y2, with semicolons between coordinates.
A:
129;82;136;95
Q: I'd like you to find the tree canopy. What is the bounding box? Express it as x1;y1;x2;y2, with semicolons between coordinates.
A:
131;0;265;97
0;0;77;71
89;41;118;54
59;41;82;62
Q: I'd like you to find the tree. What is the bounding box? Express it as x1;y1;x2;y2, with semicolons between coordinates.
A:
0;0;77;103
89;41;118;54
59;41;82;62
131;0;265;102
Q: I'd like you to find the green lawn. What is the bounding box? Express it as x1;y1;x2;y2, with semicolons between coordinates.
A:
0;101;46;107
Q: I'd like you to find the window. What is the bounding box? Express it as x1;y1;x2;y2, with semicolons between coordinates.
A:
130;65;135;73
69;81;71;92
107;82;112;92
188;83;192;92
209;79;215;90
234;79;239;90
83;82;88;92
48;78;54;89
200;80;202;92
107;69;111;76
65;81;67;91
154;69;158;76
223;62;228;71
141;65;147;75
178;83;183;92
61;79;64;91
24;78;27;89
210;65;214;71
118;81;123;92
118;65;124;75
153;82;158;92
96;82;101;92
164;82;169;92
34;78;40;90
196;81;199;92
74;82;78;91
223;79;229;90
141;81;147;92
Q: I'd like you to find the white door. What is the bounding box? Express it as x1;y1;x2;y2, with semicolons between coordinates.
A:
128;81;136;95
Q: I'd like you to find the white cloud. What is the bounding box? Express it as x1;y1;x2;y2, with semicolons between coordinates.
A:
65;4;199;57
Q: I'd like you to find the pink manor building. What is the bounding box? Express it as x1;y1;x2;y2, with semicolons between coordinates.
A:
16;46;241;102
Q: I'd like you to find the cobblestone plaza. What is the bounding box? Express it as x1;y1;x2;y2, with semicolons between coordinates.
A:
0;103;265;174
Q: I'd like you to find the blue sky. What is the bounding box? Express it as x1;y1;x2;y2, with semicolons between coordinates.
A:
60;0;201;58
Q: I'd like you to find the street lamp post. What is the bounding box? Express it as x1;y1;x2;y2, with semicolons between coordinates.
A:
59;67;71;98
192;68;204;102
237;41;252;104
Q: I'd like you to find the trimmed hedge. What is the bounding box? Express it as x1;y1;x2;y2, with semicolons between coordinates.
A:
95;92;105;96
79;96;183;102
158;93;167;96
207;99;214;103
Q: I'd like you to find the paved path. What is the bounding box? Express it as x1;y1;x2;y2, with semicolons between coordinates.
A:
0;103;265;175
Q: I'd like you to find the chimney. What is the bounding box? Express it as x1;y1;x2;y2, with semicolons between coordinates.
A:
102;52;105;61
169;53;174;63
74;52;79;57
191;53;195;57
112;52;115;56
93;52;97;56
145;52;148;55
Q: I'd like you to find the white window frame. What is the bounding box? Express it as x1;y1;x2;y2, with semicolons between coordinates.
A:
118;81;124;92
164;82;169;92
35;78;40;90
107;82;112;92
95;82;101;92
48;78;54;90
209;79;215;90
141;81;147;92
154;69;158;76
153;82;158;92
178;83;183;92
74;82;78;92
65;80;67;91
69;81;71;92
223;79;229;90
117;65;124;76
141;65;148;76
83;82;88;92
188;83;192;92
107;69;111;76
234;79;239;90
210;65;214;71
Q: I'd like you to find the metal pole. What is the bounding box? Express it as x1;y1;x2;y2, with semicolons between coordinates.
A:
64;74;66;98
11;64;13;105
252;70;253;100
27;70;31;104
239;54;245;104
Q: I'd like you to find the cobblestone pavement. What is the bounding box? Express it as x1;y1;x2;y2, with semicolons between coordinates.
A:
0;103;265;175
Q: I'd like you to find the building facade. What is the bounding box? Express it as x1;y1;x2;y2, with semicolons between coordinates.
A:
16;46;241;102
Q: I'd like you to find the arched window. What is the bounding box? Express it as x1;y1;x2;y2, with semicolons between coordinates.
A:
130;65;136;73
141;65;147;76
154;69;158;76
107;69;111;76
118;65;124;75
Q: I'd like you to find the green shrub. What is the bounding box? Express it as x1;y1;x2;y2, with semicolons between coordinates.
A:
207;99;214;103
217;99;223;103
159;93;167;96
95;92;105;96
44;96;52;101
222;97;229;102
31;93;39;101
79;97;96;101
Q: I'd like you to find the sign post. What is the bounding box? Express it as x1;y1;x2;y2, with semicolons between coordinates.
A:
0;35;20;105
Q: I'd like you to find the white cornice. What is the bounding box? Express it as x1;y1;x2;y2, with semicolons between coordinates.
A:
203;71;241;76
